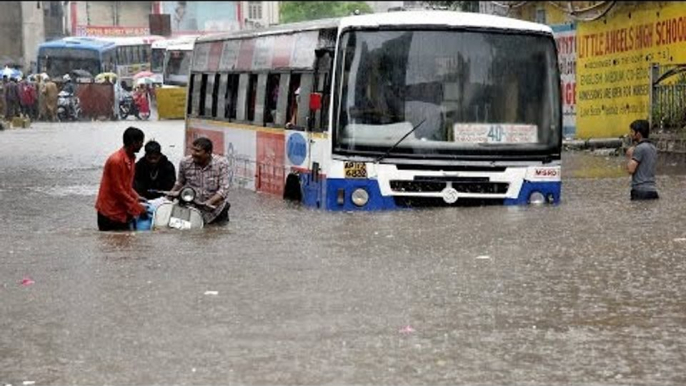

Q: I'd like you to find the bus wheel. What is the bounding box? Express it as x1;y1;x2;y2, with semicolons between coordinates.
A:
283;173;302;202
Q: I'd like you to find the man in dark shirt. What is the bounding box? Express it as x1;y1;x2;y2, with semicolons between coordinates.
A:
626;119;658;200
134;140;177;199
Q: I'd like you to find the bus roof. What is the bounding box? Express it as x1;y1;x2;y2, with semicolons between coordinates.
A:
197;11;551;44
166;40;195;51
107;35;165;46
38;36;116;51
339;11;553;34
197;17;341;43
152;35;200;50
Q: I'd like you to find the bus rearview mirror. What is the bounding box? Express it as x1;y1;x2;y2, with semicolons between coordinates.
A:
309;93;322;111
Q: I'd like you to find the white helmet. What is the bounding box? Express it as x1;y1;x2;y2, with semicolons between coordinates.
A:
63;74;71;81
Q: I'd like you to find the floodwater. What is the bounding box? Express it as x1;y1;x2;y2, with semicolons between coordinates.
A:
1;121;686;385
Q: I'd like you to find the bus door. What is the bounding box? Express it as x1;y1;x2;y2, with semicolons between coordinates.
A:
298;48;333;207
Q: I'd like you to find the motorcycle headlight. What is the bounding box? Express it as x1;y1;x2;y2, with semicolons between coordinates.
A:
180;187;196;204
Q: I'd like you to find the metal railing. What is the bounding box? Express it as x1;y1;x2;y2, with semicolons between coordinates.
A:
650;63;686;133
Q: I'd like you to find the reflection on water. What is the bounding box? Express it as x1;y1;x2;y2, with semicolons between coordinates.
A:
2;123;686;385
30;184;100;197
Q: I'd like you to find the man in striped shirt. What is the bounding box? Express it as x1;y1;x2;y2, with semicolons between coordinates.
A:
170;137;231;224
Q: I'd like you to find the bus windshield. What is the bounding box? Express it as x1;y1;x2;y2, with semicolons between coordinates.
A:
151;48;165;73
163;49;192;86
334;29;561;159
39;48;101;78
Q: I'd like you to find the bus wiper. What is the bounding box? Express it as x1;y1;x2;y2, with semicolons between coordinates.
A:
375;119;426;163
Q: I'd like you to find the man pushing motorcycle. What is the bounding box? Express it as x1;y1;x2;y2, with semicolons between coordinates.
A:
169;137;231;225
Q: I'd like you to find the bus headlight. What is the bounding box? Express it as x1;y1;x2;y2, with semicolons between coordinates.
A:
529;191;545;205
351;188;369;207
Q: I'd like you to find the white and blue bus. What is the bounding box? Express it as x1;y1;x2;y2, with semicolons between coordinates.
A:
185;11;562;210
37;37;117;79
38;36;163;85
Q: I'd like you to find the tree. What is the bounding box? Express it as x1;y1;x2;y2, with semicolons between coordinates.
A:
280;2;373;24
422;1;480;12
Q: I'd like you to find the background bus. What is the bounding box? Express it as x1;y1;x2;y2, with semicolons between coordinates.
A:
37;37;117;79
163;40;195;86
38;35;163;86
152;35;198;85
107;36;164;85
151;39;171;84
185;12;562;210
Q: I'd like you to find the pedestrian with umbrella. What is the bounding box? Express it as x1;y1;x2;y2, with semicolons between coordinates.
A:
1;66;22;80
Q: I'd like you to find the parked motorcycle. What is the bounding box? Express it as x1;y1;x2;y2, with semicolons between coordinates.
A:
119;91;151;121
133;187;212;231
56;91;81;121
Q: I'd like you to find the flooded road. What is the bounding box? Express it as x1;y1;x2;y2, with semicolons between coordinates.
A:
1;121;686;385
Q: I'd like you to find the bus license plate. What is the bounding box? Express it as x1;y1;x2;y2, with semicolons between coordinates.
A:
344;162;367;178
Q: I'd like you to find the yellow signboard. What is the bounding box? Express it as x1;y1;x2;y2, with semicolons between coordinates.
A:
156;87;187;120
576;2;686;138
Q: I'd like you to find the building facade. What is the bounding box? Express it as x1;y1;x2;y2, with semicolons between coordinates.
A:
0;2;65;72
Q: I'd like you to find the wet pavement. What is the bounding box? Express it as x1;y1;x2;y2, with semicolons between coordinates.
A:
1;121;686;385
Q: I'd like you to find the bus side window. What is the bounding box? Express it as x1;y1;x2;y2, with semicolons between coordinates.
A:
225;74;239;120
246;74;258;122
187;73;195;116
314;52;333;132
264;73;280;126
199;73;209;117
211;73;221;118
286;73;302;128
217;73;228;120
275;73;290;126
296;73;314;131
235;73;249;122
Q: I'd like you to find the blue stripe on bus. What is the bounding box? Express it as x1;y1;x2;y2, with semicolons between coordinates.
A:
299;173;326;209
504;181;561;205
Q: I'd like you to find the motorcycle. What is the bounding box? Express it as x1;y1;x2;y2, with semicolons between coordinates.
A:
57;91;81;121
133;187;212;231
119;91;151;121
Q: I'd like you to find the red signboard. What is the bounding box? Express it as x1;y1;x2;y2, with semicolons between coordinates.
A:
76;25;151;37
185;128;225;156
256;131;285;196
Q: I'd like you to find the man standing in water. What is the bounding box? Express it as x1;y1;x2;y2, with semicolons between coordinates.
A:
626;119;659;200
95;127;148;231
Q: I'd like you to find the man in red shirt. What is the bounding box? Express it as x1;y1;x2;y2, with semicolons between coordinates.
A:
95;127;148;231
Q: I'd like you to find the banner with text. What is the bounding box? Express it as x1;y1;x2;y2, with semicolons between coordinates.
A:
552;24;577;139
576;3;686;138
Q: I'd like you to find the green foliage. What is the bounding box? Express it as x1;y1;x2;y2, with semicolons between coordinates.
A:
280;2;373;24
422;1;480;12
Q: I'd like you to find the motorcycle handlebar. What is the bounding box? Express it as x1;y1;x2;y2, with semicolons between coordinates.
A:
147;189;217;210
